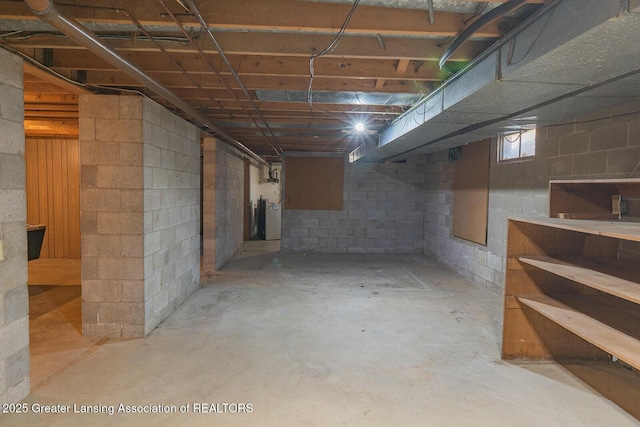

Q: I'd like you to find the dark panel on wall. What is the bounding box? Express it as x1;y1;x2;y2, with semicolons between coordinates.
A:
453;139;490;245
284;157;344;210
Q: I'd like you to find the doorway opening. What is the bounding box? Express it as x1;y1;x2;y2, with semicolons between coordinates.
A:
24;65;87;386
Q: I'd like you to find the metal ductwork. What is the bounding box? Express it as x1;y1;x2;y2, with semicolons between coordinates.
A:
352;0;640;162
439;0;528;70
24;0;266;165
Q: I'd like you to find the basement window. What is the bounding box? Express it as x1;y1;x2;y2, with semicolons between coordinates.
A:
499;128;536;161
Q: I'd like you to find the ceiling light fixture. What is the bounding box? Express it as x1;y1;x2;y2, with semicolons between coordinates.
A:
355;122;365;132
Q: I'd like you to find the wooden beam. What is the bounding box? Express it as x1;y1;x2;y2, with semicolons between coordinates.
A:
24;93;79;104
198;110;395;121
0;0;544;38
24;63;91;94
48;52;454;81
216;117;364;126
396;59;410;74
24;111;79;119
24;103;79;112
24;119;79;137
70;71;436;93
176;100;404;115
5;32;491;62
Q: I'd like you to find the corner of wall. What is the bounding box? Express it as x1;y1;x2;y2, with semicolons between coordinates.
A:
0;48;30;404
142;98;201;335
213;140;246;269
423;101;640;295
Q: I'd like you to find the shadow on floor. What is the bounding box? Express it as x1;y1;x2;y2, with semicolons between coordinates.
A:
29;285;81;331
518;360;640;419
28;258;81;286
27;258;91;387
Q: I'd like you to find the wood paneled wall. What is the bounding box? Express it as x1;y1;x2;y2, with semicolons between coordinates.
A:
25;138;81;259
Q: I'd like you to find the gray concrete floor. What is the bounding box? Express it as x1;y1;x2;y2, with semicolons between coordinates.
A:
4;242;640;426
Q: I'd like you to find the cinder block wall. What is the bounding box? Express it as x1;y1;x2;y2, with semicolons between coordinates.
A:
423;101;640;294
80;95;200;337
214;140;245;269
142;99;200;334
0;49;29;404
80;95;146;337
202;137;216;272
202;138;247;271
281;153;425;254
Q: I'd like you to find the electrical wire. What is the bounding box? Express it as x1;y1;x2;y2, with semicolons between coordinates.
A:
439;0;528;70
308;0;361;106
0;30;195;44
502;131;522;144
6;40;214;117
121;10;234;119
436;36;456;48
0;30;24;39
10;36;258;153
173;0;190;13
22;0;280;157
506;5;557;66
0;43;91;92
1;43;171;106
464;2;489;25
630;160;640;178
6;4;264;162
161;0;282;157
179;0;283;157
545;109;640;129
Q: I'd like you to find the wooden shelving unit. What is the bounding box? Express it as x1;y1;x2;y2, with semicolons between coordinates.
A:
518;256;640;304
516;294;640;370
502;217;640;368
549;178;640;220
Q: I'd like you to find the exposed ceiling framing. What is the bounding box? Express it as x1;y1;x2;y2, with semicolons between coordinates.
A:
361;0;640;162
0;0;544;160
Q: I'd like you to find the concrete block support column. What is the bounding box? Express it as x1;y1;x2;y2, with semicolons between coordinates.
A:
0;49;29;404
80;95;200;338
80;95;146;337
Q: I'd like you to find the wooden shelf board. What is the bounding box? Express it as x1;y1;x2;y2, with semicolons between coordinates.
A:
557;213;620;220
549;178;640;184
510;217;640;242
516;294;640;371
519;256;640;304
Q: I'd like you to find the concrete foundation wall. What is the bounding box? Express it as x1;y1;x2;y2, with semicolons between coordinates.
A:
423;101;640;294
281;153;425;254
80;95;200;337
0;49;29;404
142;99;200;334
